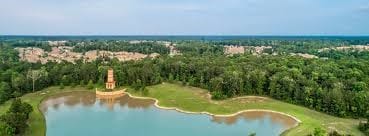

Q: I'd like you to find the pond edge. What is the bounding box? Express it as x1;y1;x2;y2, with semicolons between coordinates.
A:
124;91;301;130
38;90;302;135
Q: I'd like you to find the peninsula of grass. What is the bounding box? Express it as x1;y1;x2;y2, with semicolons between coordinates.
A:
0;83;363;136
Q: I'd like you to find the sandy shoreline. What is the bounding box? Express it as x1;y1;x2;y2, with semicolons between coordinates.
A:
123;91;301;129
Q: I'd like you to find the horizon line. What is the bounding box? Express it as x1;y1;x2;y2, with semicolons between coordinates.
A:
2;34;369;37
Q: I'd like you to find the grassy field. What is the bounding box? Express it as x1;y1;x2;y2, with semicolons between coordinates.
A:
0;83;363;136
128;83;363;136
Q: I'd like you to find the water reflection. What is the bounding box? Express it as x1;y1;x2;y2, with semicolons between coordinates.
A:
41;92;296;130
41;92;155;113
211;111;296;128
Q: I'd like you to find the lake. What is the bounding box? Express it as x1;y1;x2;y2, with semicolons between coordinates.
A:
40;92;297;136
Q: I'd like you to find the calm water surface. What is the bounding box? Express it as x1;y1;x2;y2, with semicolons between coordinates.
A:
41;92;297;136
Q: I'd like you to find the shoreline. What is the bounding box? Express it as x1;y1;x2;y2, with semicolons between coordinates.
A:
123;91;301;129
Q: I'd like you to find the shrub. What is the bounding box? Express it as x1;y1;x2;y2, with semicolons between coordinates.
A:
59;83;64;89
87;80;94;90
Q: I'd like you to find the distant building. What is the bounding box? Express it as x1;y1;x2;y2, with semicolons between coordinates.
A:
105;69;116;90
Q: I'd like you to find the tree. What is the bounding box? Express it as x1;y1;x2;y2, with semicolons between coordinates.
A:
20;102;33;119
1;113;28;134
70;82;76;88
0;82;12;104
0;99;33;135
209;77;223;93
249;70;266;95
352;81;367;92
27;69;47;92
132;79;142;91
80;80;85;86
97;78;104;87
59;83;65;89
8;99;23;113
11;73;26;94
87;80;94;90
8;99;33;117
154;72;162;84
61;75;69;86
168;73;174;82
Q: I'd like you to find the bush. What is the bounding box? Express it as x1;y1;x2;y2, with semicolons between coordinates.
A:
308;127;326;136
211;91;227;100
359;120;369;136
59;83;65;89
141;87;149;96
70;83;76;88
132;79;142;91
97;78;104;87
87;80;94;90
80;80;85;86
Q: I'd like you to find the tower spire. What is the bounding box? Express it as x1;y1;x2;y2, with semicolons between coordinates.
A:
105;68;116;90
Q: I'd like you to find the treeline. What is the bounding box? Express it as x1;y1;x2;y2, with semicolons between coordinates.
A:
316;50;369;60
65;40;170;55
210;39;369;55
1;41;51;51
0;44;19;63
0;99;33;136
175;41;224;55
211;38;369;47
142;55;369;118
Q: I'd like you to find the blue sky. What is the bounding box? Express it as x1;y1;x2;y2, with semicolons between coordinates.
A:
1;0;369;35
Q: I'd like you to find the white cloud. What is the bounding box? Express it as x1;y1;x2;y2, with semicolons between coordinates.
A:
358;4;369;12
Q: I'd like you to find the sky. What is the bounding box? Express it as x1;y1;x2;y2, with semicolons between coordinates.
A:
1;0;369;35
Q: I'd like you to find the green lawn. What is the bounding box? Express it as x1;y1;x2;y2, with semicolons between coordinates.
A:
0;83;363;136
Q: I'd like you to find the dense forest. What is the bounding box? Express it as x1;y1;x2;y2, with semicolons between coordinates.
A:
66;40;170;55
4;41;51;51
1;38;369;135
0;40;170;55
175;41;224;55
316;50;369;60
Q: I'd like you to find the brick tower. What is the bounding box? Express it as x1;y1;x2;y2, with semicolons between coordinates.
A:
105;68;116;90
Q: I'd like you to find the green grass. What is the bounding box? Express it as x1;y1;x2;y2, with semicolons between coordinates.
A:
0;83;363;136
128;83;363;136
